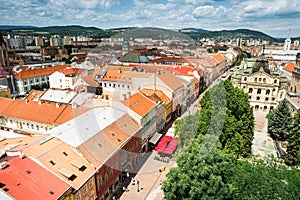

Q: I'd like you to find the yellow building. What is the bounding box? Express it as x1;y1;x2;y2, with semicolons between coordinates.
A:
231;58;288;112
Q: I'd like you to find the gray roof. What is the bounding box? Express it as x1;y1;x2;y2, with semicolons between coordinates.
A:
49;107;125;148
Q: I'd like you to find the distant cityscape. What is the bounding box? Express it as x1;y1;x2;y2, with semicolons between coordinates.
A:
0;25;300;200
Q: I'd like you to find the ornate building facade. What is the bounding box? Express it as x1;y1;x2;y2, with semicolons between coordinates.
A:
231;58;288;112
291;53;300;94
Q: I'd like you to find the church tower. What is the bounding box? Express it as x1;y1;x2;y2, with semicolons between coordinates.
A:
122;39;130;55
283;29;291;51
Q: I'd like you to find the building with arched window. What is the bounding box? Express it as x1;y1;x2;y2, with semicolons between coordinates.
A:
231;58;288;112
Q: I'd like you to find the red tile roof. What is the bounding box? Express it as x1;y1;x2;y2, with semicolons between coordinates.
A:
13;64;69;80
213;53;226;63
284;63;295;72
0;97;73;125
122;92;156;117
61;68;85;76
156;70;184;91
0;155;70;200
167;66;202;77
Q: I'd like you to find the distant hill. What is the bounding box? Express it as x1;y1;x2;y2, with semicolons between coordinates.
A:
182;28;277;42
180;28;209;33
0;25;37;31
0;25;106;36
111;27;194;41
0;25;292;42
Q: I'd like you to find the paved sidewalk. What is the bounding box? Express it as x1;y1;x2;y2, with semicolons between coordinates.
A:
119;151;176;200
251;111;277;157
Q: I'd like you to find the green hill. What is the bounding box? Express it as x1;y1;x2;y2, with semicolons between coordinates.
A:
183;28;276;42
111;27;194;41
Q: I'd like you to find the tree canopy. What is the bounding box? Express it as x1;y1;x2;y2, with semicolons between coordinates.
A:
285;109;300;166
267;99;292;141
162;80;300;199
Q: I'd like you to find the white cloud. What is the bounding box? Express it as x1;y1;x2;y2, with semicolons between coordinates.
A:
0;0;299;37
193;5;228;18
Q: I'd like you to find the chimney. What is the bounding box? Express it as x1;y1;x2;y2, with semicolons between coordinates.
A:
56;103;60;108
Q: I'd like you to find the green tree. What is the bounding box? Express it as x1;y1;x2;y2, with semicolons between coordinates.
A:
285;109;300;166
267;99;292;141
162;149;236;200
231;156;300;200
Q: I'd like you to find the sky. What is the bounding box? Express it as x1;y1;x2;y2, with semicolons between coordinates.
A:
1;0;300;38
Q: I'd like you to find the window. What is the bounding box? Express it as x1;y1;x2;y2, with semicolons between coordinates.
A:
36;125;39;131
266;89;270;95
257;89;261;94
255;105;259;110
244;77;247;81
105;191;109;199
76;193;81;200
272;98;275;101
248;88;253;93
42;77;44;81
263;78;266;83
89;179;93;189
83;185;87;196
254;77;257;82
31;124;34;129
249;96;251;99
265;97;269;101
256;97;260;100
104;172;108;183
259;78;262;82
97;174;102;189
274;79;277;84
263;106;268;111
24;81;27;85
